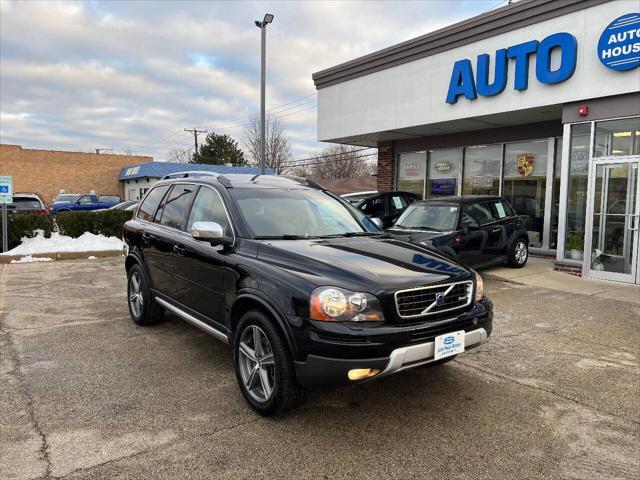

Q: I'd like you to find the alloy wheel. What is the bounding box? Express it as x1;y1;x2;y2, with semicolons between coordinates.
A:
129;272;144;318
238;325;276;402
515;241;528;264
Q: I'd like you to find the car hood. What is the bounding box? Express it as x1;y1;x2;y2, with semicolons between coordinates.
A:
386;228;450;243
256;236;471;293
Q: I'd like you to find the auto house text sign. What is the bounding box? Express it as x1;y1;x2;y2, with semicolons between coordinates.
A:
598;13;640;71
446;12;640;104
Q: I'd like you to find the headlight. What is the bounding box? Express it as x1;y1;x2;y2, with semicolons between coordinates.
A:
310;287;384;322
474;271;484;302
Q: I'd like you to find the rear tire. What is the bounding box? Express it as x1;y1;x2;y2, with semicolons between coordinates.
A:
127;264;163;326
233;310;303;416
507;238;528;268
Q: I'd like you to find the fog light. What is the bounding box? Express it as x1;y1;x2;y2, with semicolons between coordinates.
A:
348;368;381;381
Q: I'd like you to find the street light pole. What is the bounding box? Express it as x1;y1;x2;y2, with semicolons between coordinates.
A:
255;13;274;176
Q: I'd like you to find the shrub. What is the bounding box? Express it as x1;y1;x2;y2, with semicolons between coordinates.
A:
0;213;55;251
56;210;133;238
565;232;584;251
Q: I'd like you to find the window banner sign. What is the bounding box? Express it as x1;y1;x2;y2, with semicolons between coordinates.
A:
399;157;425;180
431;179;456;196
470;176;495;188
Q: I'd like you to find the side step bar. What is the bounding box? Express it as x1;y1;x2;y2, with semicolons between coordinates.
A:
155;297;229;344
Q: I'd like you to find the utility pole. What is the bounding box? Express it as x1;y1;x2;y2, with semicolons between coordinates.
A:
255;13;274;175
184;128;207;162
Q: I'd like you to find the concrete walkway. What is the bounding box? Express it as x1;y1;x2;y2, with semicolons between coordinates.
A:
485;257;640;305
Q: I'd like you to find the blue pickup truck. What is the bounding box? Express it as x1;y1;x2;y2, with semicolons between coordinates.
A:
49;194;121;214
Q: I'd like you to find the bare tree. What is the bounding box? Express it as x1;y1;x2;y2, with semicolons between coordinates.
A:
304;144;375;179
242;115;292;174
167;147;193;163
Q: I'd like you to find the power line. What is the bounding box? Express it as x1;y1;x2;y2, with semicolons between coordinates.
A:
208;93;317;130
286;147;375;165
286;152;378;169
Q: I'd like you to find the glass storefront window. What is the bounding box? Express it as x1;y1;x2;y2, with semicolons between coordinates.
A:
427;148;460;198
564;123;591;260
462;145;501;195
594;117;640;157
397;152;426;198
502;140;548;248
550;138;562;250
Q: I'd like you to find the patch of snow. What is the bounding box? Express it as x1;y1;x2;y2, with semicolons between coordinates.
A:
87;256;98;260
10;255;54;264
1;231;124;256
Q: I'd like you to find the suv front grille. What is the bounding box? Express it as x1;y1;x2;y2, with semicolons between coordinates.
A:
394;281;473;320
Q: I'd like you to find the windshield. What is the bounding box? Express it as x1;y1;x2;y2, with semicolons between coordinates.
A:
11;198;42;208
230;188;379;238
55;194;79;203
394;204;459;231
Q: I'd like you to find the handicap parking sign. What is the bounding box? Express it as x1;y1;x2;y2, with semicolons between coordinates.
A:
0;176;13;204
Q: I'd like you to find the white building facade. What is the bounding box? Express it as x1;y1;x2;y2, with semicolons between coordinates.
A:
314;0;640;284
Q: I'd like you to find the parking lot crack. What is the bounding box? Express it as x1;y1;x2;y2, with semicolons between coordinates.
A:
4;334;54;479
55;416;262;479
456;360;640;426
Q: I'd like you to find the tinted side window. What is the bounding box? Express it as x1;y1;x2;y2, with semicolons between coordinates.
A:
389;194;408;214
360;197;385;217
137;185;170;222
186;187;232;236
462;202;493;225
490;200;513;220
159;184;196;231
78;196;93;204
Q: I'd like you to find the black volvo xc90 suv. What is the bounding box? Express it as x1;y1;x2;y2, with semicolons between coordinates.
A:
123;173;493;415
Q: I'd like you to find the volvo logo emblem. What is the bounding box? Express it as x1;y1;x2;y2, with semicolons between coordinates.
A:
435;293;446;306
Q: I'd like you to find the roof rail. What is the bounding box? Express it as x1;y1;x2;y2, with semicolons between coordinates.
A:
283;175;324;190
161;171;219;180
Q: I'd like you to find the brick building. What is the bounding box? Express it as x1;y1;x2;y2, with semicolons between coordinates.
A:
0;144;152;205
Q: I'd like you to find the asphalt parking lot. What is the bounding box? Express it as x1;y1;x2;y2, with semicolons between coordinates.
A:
1;257;639;480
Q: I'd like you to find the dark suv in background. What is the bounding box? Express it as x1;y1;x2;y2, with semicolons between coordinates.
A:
387;196;529;269
342;190;421;228
123;174;493;415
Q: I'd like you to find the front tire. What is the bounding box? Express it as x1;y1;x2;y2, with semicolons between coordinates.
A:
127;264;163;326
233;310;302;416
507;238;528;268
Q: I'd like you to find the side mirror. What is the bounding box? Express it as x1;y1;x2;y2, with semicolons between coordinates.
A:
369;217;384;229
191;221;233;246
461;222;479;235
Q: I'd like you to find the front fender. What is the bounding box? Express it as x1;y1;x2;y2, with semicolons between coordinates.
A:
231;290;297;353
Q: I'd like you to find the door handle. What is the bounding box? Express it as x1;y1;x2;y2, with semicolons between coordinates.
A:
173;244;186;256
492;228;501;233
629;214;640;231
141;232;152;244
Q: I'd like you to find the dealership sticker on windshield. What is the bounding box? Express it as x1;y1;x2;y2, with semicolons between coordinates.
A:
434;331;465;360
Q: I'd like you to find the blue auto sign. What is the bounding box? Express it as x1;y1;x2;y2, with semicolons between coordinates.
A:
598;13;640;71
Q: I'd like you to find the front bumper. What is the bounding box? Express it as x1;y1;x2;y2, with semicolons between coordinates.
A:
295;327;489;387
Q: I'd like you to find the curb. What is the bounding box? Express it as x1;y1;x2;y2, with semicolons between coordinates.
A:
0;250;124;264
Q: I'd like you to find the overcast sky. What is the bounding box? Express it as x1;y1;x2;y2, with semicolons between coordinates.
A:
0;0;505;162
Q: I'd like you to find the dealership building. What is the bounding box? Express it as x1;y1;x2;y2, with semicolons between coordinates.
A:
314;0;640;284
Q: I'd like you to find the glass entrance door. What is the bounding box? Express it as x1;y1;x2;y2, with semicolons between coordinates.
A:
584;159;640;283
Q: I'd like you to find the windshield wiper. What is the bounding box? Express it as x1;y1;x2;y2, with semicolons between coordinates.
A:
319;231;384;238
